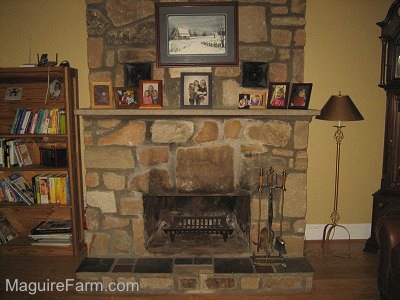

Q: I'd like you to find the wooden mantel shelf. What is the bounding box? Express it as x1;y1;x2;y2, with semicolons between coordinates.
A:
75;108;320;118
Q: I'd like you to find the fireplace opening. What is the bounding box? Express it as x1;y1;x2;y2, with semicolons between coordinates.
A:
143;193;251;256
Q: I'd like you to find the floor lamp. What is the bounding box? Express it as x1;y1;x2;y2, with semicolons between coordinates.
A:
316;92;364;257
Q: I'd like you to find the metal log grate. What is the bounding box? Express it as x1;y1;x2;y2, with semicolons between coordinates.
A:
163;216;234;242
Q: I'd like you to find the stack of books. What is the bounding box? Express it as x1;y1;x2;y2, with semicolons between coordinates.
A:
0;172;34;205
29;219;72;246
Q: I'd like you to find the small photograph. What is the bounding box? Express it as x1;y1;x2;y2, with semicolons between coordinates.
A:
90;82;113;108
49;79;62;99
238;92;266;109
180;72;212;109
267;82;290;109
139;80;162;109
288;83;313;109
114;87;139;109
5;87;23;101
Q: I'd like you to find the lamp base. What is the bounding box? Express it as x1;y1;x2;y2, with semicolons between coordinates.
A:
322;223;351;258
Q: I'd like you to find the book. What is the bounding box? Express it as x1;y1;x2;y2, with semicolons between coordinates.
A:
0;212;17;244
37;173;51;204
15;141;33;166
0;179;18;203
6;173;34;205
30;220;72;235
55;174;67;204
59;108;66;134
10;108;23;134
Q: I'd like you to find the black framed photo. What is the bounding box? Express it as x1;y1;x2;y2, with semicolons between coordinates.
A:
180;72;212;109
288;83;313;109
267;82;290;109
124;63;152;87
155;2;238;67
139;80;163;109
114;87;139;109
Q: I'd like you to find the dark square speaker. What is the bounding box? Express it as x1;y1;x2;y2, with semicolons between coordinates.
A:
242;62;269;88
124;63;152;87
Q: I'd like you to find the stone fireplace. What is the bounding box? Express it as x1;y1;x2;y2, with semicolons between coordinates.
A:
77;110;317;257
76;0;316;293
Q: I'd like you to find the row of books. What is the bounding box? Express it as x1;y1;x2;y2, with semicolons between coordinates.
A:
0;172;70;205
29;220;72;246
10;108;66;135
0;139;33;168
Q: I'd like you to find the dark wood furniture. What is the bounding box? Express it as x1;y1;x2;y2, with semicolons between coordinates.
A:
364;0;400;253
376;216;400;299
0;67;84;255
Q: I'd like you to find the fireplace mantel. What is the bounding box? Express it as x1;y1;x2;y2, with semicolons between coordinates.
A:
75;108;320;119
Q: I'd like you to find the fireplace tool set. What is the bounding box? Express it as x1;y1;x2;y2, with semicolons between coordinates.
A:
252;167;287;267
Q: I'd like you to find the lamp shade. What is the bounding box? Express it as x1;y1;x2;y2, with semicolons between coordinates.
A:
316;94;364;121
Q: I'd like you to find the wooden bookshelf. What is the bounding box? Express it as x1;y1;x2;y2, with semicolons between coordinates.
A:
0;67;84;256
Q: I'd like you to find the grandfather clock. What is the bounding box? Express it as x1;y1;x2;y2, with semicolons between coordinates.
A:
364;0;400;253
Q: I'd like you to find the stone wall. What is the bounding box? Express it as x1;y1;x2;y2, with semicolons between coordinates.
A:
86;0;306;108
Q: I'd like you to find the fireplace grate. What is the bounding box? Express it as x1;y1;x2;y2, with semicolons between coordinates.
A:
163;216;234;242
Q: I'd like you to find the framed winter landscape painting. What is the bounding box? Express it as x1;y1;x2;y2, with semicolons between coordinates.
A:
155;2;238;67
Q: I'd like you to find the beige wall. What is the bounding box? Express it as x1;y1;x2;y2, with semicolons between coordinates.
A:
0;0;393;225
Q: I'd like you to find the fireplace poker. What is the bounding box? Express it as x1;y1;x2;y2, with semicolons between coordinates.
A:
274;170;287;255
252;167;264;252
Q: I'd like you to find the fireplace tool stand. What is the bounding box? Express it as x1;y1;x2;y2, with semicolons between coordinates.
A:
252;167;287;267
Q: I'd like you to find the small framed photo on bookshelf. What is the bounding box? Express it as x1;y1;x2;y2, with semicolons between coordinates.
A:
288;83;313;109
139;80;162;109
90;82;113;108
5;87;23;101
114;87;139;109
238;92;266;109
50;79;62;100
267;82;290;109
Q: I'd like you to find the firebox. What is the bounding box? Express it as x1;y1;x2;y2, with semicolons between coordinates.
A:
143;193;251;256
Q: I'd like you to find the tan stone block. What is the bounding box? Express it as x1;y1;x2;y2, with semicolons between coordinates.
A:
269;63;288;82
97;119;121;129
120;196;144;216
132;219;145;255
87;38;103;68
86;207;101;231
128;169;172;194
85;148;134;169
222;79;240;106
85;172;100;188
271;6;289;14
293;49;305;82
214;66;241;77
151;120;194;143
87;190;117;213
278;48;291;61
271;29;292;47
246;120;292;147
293;219;306;234
272;148;293;157
137;146;169;166
89;71;112;82
294;121;309;149
103;215;130;229
239;7;268;43
110;230;131;255
84;132;95;146
87;232;110;256
283;235;306;256
294;29;306;46
105;50;115;67
241;277;260;289
194;121;219;143
239;46;275;62
106;0;153;26
169;67;212;79
263;275;302;290
103;172;125;191
118;48;156;62
205;277;236;289
139;277;173;289
240;144;264;154
271;17;306;26
284;173;306;218
291;0;306;14
98;121;146;146
224;120;242;139
295;151;308;170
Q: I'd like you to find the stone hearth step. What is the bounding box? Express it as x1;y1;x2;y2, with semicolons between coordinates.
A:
76;256;314;294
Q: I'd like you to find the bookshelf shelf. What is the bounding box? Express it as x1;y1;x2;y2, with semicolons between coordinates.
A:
0;67;84;256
